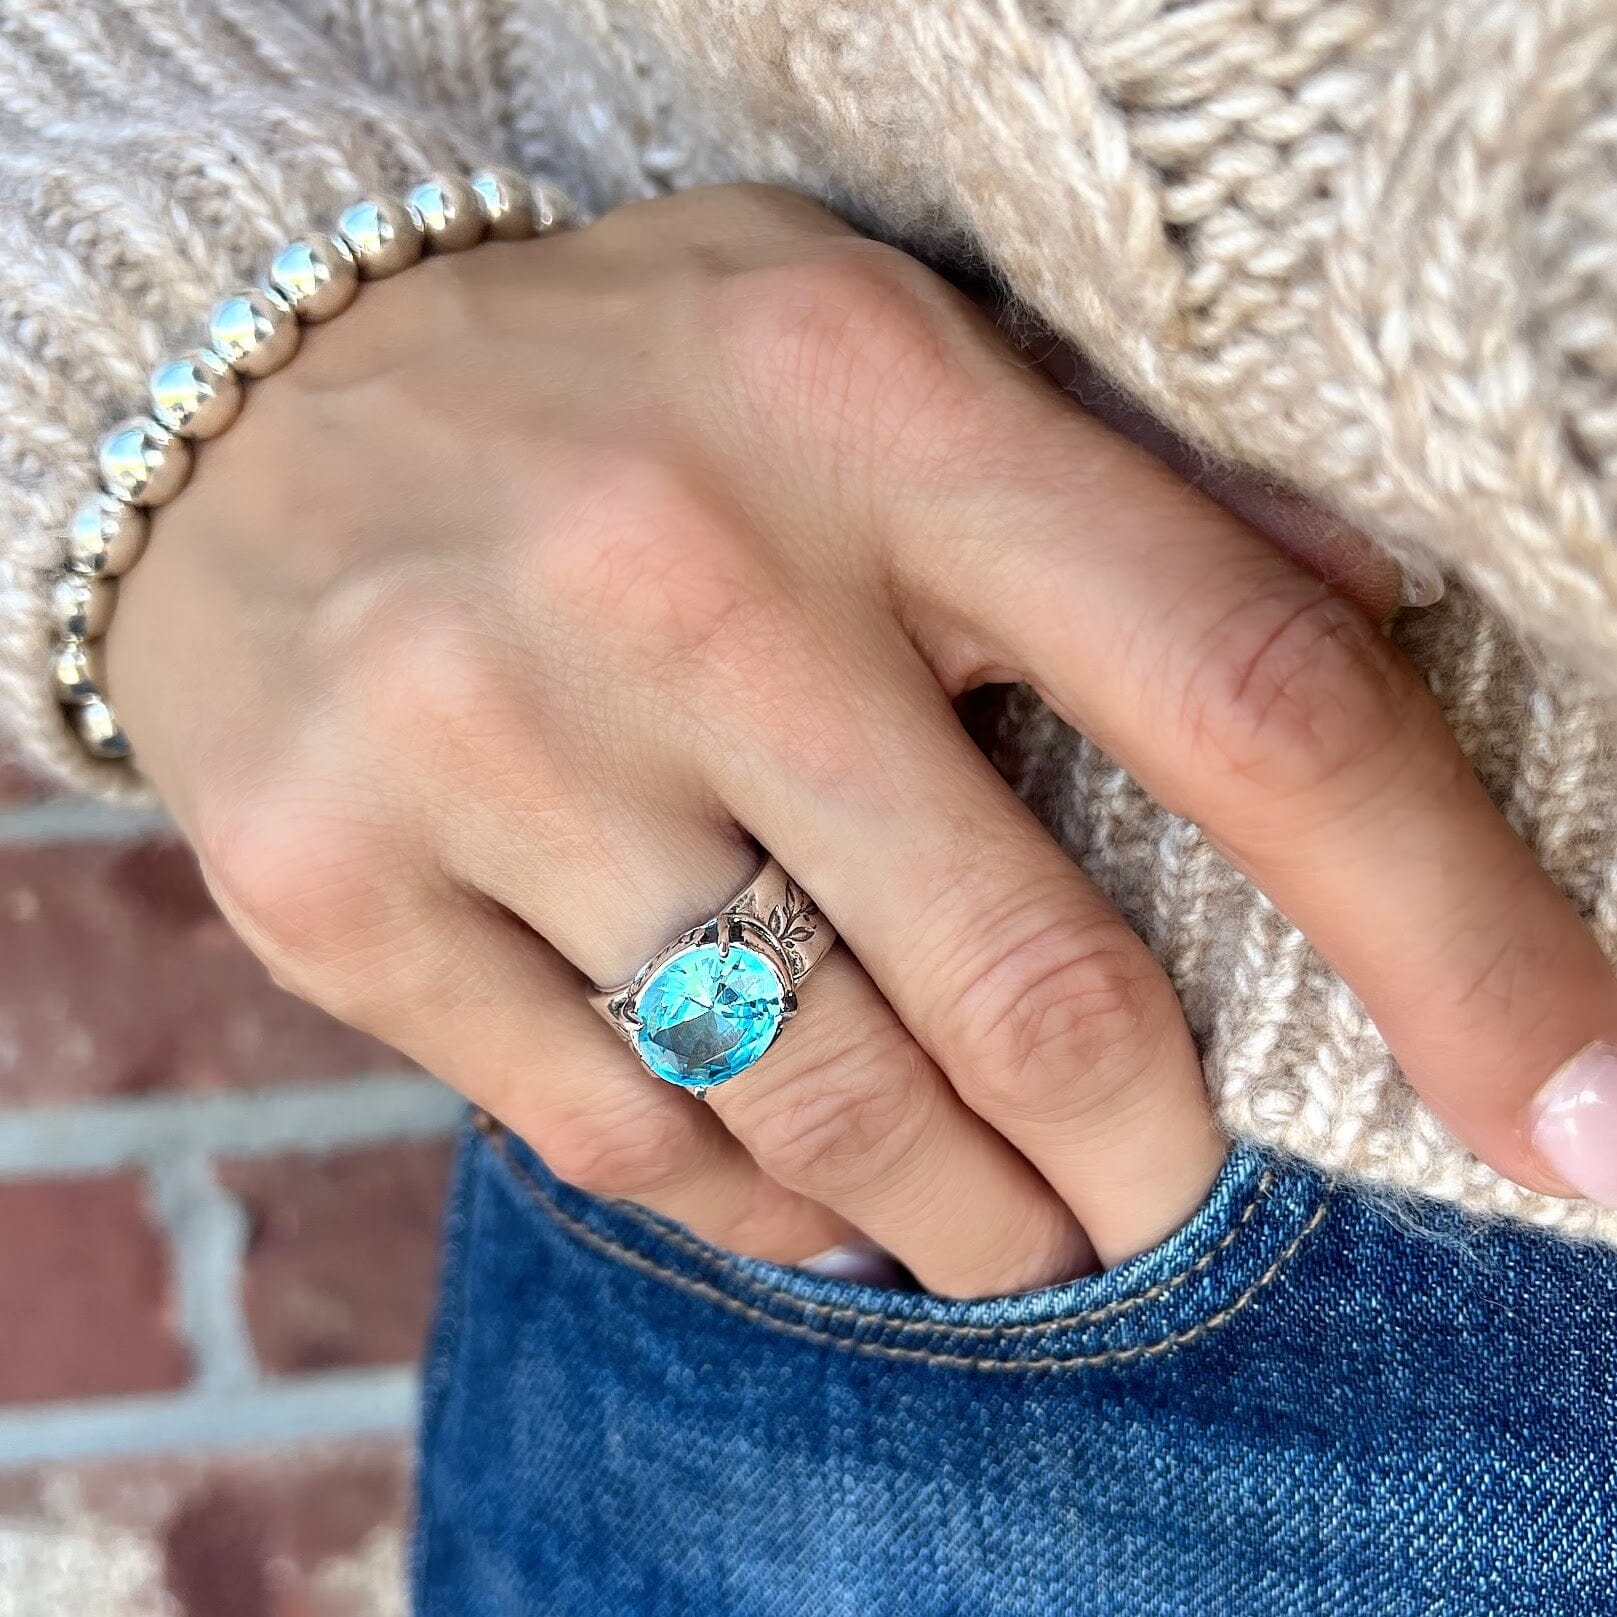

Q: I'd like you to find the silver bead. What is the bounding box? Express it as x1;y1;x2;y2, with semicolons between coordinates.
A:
267;233;360;323
151;349;243;439
74;695;132;761
469;168;538;241
51;571;117;640
66;493;147;577
52;637;106;706
529;180;577;234
98;417;192;507
210;288;301;377
336;196;424;278
407;176;485;252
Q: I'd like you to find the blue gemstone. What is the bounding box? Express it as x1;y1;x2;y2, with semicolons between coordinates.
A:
632;942;786;1088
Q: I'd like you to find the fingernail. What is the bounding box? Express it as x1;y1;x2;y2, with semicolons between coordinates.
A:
800;1243;907;1286
1399;557;1446;609
1532;1041;1617;1205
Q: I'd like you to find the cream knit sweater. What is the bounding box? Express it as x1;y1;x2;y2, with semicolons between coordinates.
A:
5;0;1617;1241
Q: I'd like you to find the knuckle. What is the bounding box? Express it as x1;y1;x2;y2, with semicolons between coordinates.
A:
1178;586;1416;799
1450;934;1535;1023
542;1099;693;1200
340;589;520;768
717;240;932;345
944;903;1163;1120
1443;862;1559;1023
709;242;982;465
196;779;400;991
530;453;760;675
739;1021;934;1195
349;595;494;718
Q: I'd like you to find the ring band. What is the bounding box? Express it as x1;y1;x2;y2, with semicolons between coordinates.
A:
589;856;836;1093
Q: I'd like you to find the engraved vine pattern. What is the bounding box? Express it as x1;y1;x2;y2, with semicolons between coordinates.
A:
761;878;815;977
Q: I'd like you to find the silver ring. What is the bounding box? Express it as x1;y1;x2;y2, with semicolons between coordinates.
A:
588;856;837;1094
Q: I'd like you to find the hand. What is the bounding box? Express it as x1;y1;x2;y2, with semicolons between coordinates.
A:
108;184;1617;1296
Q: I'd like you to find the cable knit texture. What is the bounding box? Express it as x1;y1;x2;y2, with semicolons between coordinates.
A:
5;0;1617;1240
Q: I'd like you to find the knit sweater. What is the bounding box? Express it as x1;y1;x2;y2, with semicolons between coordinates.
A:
5;0;1617;1241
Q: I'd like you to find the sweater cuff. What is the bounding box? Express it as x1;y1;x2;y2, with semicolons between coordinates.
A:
0;4;513;801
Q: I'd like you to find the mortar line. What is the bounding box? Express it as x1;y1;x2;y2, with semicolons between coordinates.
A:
147;1154;260;1394
0;800;172;844
0;1071;462;1178
0;1368;420;1469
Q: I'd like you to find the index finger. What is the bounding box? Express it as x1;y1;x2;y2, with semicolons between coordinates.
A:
905;408;1617;1208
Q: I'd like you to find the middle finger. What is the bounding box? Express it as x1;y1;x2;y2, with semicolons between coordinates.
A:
449;780;1092;1296
697;609;1225;1266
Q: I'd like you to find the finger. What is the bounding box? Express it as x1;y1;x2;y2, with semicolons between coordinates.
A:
706;946;1092;1295
452;793;1092;1297
1027;335;1415;620
697;610;1225;1266
215;844;850;1263
906;405;1617;1202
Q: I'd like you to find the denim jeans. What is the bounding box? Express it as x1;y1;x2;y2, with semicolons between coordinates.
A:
412;1120;1617;1615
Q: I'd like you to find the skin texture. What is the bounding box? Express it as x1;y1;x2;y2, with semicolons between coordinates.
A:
107;184;1617;1297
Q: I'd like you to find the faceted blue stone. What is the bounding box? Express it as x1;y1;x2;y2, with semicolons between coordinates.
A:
632;942;786;1088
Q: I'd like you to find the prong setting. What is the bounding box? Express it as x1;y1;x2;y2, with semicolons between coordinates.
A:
589;859;832;1090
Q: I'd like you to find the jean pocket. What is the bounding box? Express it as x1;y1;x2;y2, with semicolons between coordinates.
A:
472;1116;1329;1374
415;1121;1334;1615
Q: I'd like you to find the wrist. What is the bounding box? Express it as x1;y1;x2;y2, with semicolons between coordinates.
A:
46;169;579;769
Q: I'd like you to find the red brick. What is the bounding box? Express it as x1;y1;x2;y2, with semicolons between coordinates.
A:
0;1171;189;1403
219;1141;451;1374
0;1438;410;1617
0;837;404;1104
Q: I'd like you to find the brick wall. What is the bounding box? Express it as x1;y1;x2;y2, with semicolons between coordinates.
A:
0;767;461;1616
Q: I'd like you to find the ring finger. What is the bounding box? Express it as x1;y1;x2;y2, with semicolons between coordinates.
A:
447;782;1092;1297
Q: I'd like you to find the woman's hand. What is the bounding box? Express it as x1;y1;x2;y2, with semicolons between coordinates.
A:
107;184;1617;1295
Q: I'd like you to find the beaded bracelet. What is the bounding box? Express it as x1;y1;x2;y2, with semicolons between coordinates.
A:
51;169;576;765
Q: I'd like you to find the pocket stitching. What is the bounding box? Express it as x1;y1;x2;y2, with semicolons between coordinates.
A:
601;1159;1276;1338
494;1139;1330;1371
